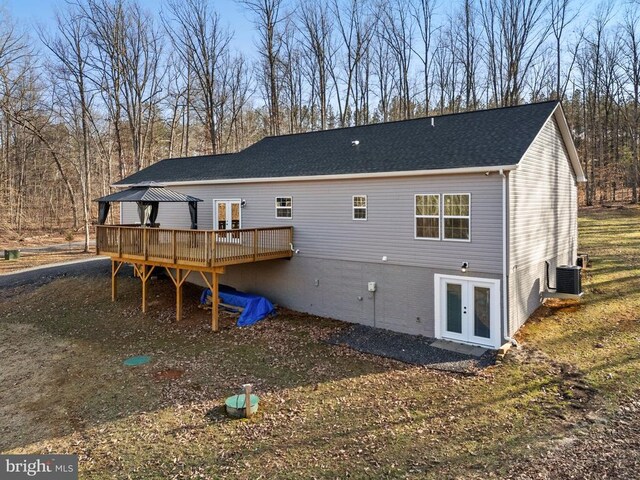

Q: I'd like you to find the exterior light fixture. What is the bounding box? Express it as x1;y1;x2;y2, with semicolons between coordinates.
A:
351;140;360;146
461;262;469;273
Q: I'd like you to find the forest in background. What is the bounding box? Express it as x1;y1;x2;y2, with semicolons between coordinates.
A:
0;0;639;250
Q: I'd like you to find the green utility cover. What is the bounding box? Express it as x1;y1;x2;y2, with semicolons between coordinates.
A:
225;394;259;409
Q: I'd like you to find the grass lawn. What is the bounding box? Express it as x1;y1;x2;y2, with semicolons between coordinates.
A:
1;207;639;478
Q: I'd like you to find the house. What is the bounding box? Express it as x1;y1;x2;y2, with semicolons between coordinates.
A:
109;101;585;349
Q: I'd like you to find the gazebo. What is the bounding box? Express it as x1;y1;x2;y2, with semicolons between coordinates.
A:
94;182;202;229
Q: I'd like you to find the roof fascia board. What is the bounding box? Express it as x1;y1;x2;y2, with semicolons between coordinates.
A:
113;165;518;188
553;105;587;182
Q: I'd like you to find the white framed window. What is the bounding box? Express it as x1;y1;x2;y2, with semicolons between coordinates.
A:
415;194;440;239
443;193;470;241
352;195;367;220
275;196;292;218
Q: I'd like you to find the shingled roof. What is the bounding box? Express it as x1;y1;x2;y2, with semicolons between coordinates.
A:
115;101;564;186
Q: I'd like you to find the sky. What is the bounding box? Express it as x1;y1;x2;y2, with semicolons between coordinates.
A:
5;0;258;54
2;0;630;62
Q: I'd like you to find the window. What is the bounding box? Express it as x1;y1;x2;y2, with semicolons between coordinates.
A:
415;194;440;239
275;196;292;218
443;194;470;240
353;195;367;220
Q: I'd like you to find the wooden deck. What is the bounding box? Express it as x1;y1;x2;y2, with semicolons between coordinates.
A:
96;225;293;330
96;225;293;267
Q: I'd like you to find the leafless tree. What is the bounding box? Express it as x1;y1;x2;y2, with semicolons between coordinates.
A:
371;22;397;122
120;2;164;171
410;0;436;113
451;0;481;109
40;4;94;250
480;0;551;106
550;0;578;100
83;0;127;179
621;9;640;202
380;0;414;119
240;0;285;135
331;0;376;126
432;29;457;114
280;21;305;133
298;1;335;129
164;0;233;154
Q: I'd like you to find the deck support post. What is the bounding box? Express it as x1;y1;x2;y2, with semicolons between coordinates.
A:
139;264;155;313
111;260;124;301
176;269;183;321
212;271;219;332
199;270;220;332
165;267;191;322
141;265;147;313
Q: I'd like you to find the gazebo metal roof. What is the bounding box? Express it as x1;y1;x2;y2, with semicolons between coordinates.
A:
94;182;202;204
94;182;203;229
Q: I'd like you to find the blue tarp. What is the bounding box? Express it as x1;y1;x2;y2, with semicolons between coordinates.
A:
200;285;275;327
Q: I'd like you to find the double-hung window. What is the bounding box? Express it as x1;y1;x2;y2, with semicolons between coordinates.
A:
275;196;292;218
443;194;470;240
353;195;367;220
415;194;440;239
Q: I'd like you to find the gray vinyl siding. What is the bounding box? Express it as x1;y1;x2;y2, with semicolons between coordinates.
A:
508;115;578;334
123;173;504;274
184;257;501;337
122;173;505;336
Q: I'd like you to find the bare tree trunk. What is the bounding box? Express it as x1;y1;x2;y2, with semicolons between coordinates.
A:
165;0;233;155
40;6;94;250
241;0;284;135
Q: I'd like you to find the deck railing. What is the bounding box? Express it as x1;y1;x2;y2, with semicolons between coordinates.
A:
96;225;293;267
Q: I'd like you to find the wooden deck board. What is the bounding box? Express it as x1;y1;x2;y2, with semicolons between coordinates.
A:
96;225;293;270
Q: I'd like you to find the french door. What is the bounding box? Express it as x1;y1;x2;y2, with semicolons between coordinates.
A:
435;275;500;348
214;200;241;242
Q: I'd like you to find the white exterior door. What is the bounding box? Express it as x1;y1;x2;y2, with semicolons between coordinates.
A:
214;200;241;242
435;275;501;348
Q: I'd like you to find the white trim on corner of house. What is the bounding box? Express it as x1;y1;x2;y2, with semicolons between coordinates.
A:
112;165;518;188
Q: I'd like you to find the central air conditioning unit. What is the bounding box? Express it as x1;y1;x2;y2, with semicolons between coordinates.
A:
556;265;582;295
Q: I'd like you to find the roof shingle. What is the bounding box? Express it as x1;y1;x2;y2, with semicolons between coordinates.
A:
115;101;558;185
